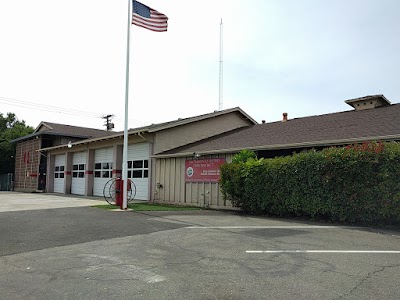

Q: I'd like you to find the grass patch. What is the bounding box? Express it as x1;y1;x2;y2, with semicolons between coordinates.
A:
93;202;203;211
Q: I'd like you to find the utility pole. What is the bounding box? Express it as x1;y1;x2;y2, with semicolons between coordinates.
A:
102;114;115;131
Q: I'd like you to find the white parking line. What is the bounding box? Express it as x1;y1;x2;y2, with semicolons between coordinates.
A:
246;250;400;253
187;226;355;229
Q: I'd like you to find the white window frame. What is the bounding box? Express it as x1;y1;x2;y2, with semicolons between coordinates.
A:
127;159;148;179
94;162;113;179
54;165;65;179
72;163;85;178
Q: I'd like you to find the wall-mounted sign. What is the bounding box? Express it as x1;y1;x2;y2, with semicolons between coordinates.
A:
185;158;226;183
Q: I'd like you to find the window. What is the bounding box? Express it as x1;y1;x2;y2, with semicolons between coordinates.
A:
94;162;113;178
72;164;85;178
127;159;148;179
54;165;64;179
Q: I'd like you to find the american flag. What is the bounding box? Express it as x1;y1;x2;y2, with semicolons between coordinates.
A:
132;1;168;32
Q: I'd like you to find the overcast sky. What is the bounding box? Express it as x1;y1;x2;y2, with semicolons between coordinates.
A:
1;0;399;131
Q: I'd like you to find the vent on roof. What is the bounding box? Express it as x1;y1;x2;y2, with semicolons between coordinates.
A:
345;95;391;111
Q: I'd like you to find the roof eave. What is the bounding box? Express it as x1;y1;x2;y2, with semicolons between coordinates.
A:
33;121;53;133
147;107;257;132
10;131;92;143
152;134;400;158
40;130;148;152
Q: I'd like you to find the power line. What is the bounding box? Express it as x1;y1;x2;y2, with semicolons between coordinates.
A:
0;95;152;128
0;96;102;118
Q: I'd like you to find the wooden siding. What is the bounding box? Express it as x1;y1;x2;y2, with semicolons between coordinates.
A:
153;113;251;154
153;153;233;209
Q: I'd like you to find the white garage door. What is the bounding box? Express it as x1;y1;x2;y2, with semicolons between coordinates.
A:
53;154;65;193
128;143;150;201
71;152;86;195
93;148;113;196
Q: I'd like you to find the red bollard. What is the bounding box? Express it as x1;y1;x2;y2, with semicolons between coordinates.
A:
115;178;123;208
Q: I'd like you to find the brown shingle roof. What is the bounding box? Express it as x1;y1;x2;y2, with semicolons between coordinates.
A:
37;122;111;138
158;103;400;156
11;121;110;143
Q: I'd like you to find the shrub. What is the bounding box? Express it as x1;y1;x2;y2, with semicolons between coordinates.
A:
231;149;257;164
220;143;400;225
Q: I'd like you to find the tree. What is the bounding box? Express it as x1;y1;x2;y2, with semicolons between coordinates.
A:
0;113;34;174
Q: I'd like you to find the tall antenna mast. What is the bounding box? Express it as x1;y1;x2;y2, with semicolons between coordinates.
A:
219;18;223;111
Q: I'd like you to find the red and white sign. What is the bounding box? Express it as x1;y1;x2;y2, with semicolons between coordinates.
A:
185;158;226;183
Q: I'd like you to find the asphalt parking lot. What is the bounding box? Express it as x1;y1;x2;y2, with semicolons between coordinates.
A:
0;192;399;300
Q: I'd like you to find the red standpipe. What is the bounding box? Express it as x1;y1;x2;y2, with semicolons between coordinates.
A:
115;177;123;208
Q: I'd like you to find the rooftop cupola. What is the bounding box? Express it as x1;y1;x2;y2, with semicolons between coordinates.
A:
345;94;391;111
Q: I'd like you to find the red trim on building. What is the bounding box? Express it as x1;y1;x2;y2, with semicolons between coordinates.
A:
23;151;30;164
65;171;72;175
112;169;122;174
85;170;93;175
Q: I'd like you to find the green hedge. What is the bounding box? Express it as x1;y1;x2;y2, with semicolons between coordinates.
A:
220;142;400;224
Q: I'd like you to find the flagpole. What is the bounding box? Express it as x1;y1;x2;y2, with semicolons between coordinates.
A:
122;0;132;210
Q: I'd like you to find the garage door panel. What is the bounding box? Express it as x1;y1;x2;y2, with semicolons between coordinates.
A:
128;143;149;201
71;152;86;195
131;178;148;200
54;154;65;193
128;143;149;159
93;148;113;196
